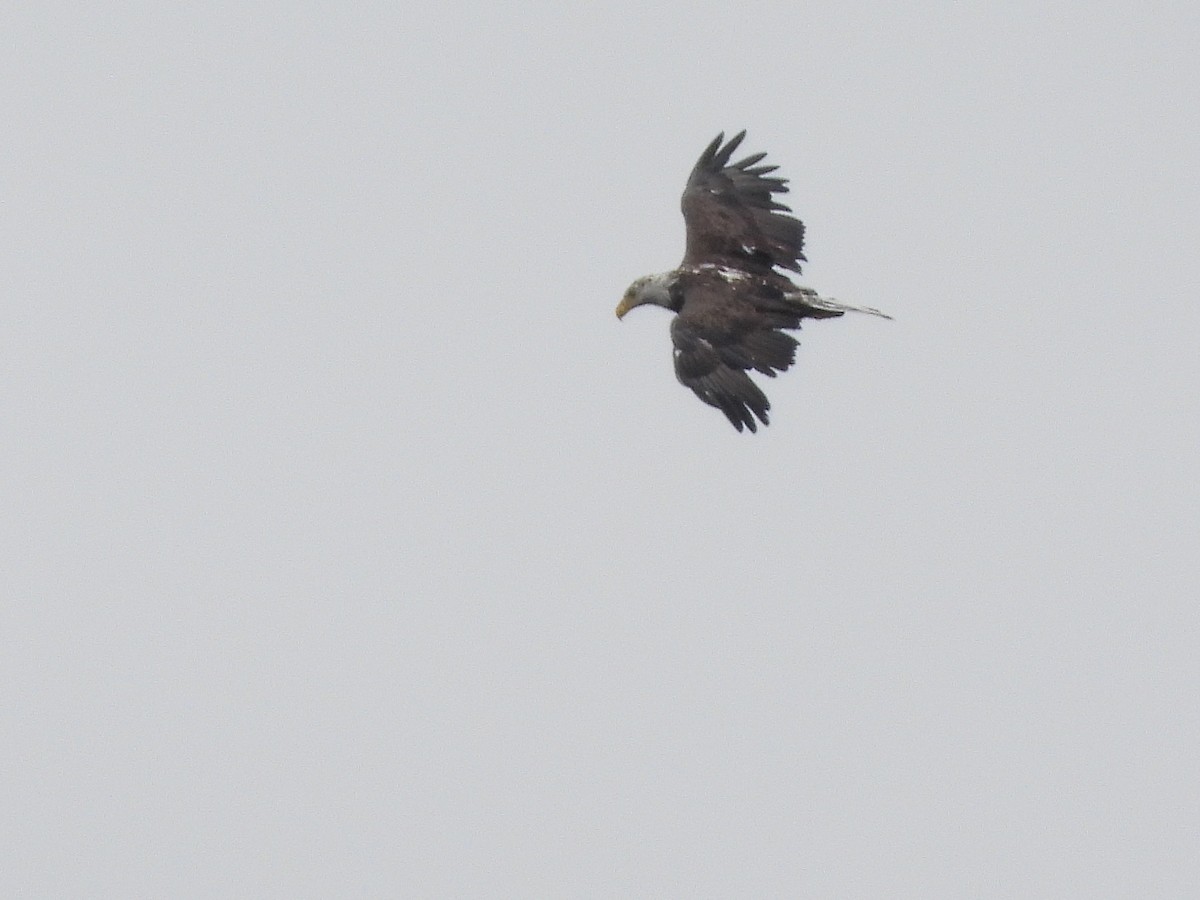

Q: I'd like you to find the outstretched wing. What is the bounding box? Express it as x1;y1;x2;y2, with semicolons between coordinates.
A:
680;131;806;274
669;290;800;433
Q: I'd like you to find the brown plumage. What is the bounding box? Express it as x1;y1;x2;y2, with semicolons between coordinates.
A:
681;130;806;275
616;131;889;432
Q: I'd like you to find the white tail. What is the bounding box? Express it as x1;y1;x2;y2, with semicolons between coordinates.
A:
787;287;893;320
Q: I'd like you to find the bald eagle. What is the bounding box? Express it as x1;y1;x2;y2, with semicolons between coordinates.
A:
616;131;889;432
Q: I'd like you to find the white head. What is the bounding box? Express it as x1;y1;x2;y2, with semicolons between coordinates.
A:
615;272;676;319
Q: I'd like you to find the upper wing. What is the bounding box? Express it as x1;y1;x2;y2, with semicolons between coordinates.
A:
680;131;806;274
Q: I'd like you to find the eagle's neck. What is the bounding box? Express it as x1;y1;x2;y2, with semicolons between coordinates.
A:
642;272;683;312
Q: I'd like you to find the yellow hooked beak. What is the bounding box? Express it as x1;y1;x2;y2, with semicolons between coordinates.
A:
615;295;634;319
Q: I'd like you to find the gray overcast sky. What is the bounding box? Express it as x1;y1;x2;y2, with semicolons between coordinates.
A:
5;1;1199;896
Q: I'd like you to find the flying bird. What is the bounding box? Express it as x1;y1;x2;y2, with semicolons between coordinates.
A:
616;131;889;432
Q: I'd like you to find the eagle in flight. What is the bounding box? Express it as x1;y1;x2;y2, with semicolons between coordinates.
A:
616;131;889;432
